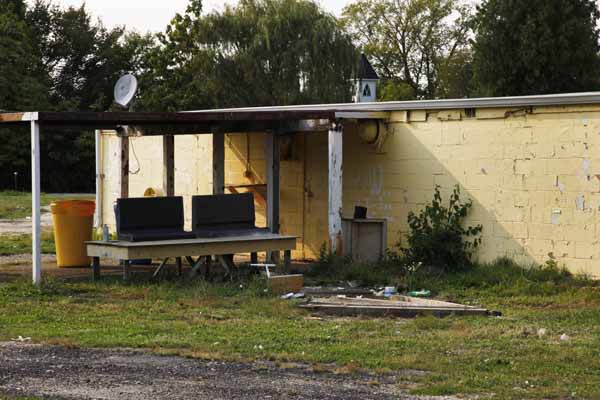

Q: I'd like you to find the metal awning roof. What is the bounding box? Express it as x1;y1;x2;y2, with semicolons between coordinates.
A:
2;91;600;132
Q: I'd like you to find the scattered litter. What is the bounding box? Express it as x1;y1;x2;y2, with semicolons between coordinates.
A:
11;336;31;342
537;328;547;338
408;289;431;298
303;316;323;321
280;292;305;300
560;334;571;342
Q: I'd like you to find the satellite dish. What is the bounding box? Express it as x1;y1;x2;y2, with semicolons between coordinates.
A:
114;74;138;108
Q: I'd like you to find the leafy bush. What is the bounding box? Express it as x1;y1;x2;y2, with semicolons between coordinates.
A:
403;185;482;272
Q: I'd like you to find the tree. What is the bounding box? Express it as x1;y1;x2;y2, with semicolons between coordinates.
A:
0;1;152;192
138;0;358;111
473;0;600;97
341;0;473;100
0;1;49;190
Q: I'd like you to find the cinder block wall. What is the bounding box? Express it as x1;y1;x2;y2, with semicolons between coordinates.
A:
100;104;600;276
342;105;600;277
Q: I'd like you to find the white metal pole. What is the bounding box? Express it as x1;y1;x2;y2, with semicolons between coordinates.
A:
328;123;343;255
94;129;103;228
31;120;41;285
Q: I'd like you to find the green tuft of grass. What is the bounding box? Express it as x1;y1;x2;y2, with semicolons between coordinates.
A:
0;233;55;256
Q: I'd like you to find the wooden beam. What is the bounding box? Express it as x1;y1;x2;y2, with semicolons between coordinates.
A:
86;235;297;260
328;123;343;255
30;120;41;286
212;133;225;194
266;132;280;234
162;135;175;196
119;136;129;198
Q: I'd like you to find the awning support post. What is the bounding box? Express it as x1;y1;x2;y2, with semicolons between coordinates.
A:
328;122;343;255
94;130;103;228
163;135;175;196
266;132;281;264
266;132;280;234
119;136;129;198
213;132;225;194
31;120;41;285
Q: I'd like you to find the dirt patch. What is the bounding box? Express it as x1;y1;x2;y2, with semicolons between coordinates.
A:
0;342;457;400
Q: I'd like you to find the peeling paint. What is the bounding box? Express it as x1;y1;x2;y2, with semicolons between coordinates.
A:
580;159;590;179
551;209;561;225
576;195;585;211
555;177;565;193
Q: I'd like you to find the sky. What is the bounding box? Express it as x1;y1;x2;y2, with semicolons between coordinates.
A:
28;0;352;33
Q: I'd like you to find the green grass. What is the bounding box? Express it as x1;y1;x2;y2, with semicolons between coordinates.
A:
0;259;599;399
0;233;55;256
0;191;93;220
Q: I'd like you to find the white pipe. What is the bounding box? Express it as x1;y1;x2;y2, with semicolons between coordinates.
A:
31;121;41;285
94;129;103;228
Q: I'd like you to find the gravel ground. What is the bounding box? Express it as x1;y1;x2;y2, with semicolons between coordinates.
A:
0;342;458;400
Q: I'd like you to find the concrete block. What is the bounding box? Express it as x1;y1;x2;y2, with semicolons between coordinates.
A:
529;223;563;240
526;142;555;159
437;110;462;121
575;241;597;260
408;110;427;122
525;239;554;256
442;124;463;145
554;241;575;258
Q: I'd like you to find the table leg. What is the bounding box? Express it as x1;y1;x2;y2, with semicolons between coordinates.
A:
205;256;212;280
122;260;130;282
152;258;170;280
283;250;291;273
92;257;100;281
270;251;280;265
176;257;182;277
189;257;202;278
217;255;235;281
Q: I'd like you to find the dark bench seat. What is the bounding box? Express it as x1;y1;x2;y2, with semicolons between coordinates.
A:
116;196;195;242
192;193;269;238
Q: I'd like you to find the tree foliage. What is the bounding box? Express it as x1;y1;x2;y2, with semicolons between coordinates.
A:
138;0;357;111
473;0;600;96
341;0;473;100
0;1;151;192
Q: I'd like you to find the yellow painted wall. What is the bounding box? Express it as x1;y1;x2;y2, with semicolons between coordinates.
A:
100;104;600;277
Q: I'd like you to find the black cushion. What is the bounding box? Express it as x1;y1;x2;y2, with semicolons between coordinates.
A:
192;193;256;231
116;197;190;242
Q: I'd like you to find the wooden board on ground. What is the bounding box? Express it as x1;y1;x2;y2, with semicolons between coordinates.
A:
301;287;373;296
268;274;304;294
299;296;490;318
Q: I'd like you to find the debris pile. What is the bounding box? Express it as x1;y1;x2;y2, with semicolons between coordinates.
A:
283;286;496;318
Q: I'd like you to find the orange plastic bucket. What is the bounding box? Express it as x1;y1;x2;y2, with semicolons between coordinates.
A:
50;200;95;267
